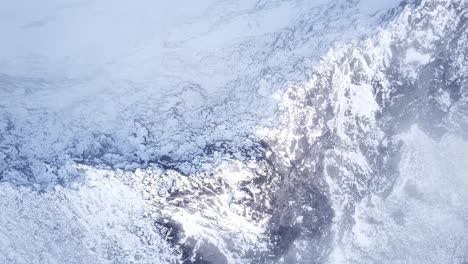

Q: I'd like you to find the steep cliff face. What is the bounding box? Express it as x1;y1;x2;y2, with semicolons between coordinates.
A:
0;0;467;263
265;1;468;262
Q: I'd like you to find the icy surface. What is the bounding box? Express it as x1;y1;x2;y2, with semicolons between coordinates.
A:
1;0;467;263
0;166;177;264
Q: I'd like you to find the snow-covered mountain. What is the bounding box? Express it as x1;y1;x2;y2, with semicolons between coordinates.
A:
0;0;467;263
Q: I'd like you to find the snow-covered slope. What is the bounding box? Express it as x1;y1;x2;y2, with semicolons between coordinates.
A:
1;0;467;263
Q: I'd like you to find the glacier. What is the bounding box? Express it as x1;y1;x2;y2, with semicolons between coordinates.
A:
0;0;467;263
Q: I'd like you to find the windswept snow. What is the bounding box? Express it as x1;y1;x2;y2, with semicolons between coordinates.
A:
1;0;467;263
0;166;176;264
330;126;468;263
